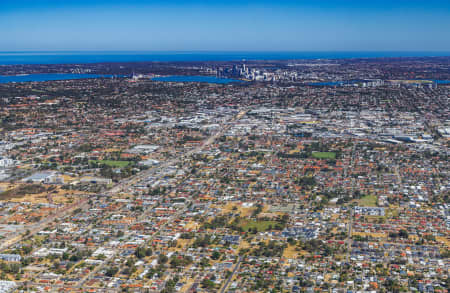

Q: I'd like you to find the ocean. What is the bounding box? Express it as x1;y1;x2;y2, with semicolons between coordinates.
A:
0;73;117;84
0;51;449;65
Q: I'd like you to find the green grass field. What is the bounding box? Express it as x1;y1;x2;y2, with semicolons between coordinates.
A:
240;220;279;232
358;194;377;206
312;152;336;159
90;160;130;168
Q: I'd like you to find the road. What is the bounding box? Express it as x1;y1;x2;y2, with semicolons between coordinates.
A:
1;109;247;254
219;255;243;293
344;142;356;264
394;165;402;185
346;208;353;264
75;203;189;288
1;109;248;288
76;109;248;288
0;197;90;252
107;109;247;195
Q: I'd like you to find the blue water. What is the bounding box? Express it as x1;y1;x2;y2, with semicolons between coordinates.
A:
0;73;117;83
152;75;243;84
308;81;343;86
309;79;450;86
0;51;449;65
308;80;363;86
1;73;447;85
1;73;448;85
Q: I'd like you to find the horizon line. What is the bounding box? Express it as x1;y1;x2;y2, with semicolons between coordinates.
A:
1;50;450;53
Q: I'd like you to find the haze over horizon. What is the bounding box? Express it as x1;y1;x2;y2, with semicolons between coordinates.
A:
2;0;450;52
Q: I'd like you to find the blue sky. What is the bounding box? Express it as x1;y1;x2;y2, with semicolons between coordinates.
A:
1;0;450;51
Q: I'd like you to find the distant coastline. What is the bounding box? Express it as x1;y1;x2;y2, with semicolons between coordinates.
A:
0;73;118;84
0;51;449;65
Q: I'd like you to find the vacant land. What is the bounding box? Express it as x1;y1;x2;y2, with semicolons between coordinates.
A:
240;220;279;232
283;244;308;259
0;184;54;200
358;194;377;206
311;152;336;159
89;160;131;168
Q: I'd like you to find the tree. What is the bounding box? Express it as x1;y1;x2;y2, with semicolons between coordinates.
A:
158;254;168;264
199;257;210;268
211;251;221;260
105;266;119;277
135;246;151;259
287;237;296;245
398;229;408;239
201;278;215;289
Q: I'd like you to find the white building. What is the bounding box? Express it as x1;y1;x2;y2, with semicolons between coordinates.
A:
0;157;14;168
22;171;63;184
0;254;21;262
129;145;159;154
0;281;16;293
